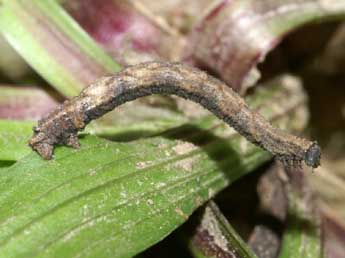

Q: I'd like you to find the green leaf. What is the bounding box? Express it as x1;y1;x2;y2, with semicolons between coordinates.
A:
0;77;309;258
0;161;14;170
0;119;34;161
0;0;120;96
279;215;321;258
0;135;269;258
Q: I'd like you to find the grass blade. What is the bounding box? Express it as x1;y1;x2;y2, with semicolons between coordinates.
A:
0;0;120;96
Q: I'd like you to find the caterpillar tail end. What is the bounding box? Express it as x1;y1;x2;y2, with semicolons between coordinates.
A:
29;138;54;160
29;126;80;160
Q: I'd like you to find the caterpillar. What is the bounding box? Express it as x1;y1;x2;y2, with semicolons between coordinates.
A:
29;61;321;168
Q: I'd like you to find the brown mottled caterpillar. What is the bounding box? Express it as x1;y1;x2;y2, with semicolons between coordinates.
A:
29;61;321;168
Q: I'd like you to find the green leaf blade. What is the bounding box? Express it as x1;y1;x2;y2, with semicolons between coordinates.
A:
0;134;267;258
0;0;120;96
0;76;309;258
0;120;34;161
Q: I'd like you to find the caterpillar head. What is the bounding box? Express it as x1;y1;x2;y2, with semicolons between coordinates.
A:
304;142;321;168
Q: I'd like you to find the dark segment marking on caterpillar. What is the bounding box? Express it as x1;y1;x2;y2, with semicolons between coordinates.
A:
29;61;321;168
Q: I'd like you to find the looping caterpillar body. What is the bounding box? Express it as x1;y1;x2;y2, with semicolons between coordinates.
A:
29;62;320;168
